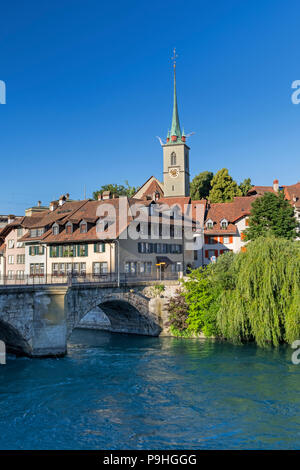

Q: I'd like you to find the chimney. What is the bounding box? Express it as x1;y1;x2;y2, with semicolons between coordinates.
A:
8;214;15;224
59;195;66;206
37;200;41;207
49;201;58;212
273;179;279;192
97;193;102;201
102;191;111;200
66;193;70;200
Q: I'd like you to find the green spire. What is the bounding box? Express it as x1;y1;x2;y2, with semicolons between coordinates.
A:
170;65;182;139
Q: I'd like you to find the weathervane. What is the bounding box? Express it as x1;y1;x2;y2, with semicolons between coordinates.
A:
171;47;178;70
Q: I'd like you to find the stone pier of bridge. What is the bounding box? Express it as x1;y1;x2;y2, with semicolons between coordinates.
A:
0;281;180;357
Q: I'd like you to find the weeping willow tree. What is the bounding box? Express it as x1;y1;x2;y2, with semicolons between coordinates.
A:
217;237;300;346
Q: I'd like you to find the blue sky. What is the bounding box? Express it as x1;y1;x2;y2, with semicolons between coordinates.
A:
1;0;300;213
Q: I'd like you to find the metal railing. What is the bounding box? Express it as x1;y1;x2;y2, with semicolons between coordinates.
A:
0;271;181;288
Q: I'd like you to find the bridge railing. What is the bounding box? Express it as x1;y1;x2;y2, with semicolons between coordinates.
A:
0;271;181;288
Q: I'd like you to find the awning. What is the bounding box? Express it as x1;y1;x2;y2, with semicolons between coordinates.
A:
156;256;174;265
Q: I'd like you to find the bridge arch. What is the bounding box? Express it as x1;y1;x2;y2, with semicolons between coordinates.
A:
0;319;31;356
67;289;162;337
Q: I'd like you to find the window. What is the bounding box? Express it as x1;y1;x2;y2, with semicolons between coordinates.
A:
80;222;87;233
8;240;14;249
17;254;25;264
138;242;152;254
30;263;44;276
169;244;182;254
17;228;23;237
16;241;24;248
66;223;73;234
8;255;14;264
223;236;230;244
125;261;137;274
78;245;88;257
94;242;106;253
29;245;44;256
52;225;59;235
171;152;176;166
52;263;59;275
140;262;152;274
206;220;213;229
93;262;108;275
8;271;14;280
171;262;182;273
221;219;228;229
16;270;24;280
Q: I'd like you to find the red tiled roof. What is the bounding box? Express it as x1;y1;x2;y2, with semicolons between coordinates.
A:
284;183;300;208
204;196;257;233
247;186;275;196
157;196;191;215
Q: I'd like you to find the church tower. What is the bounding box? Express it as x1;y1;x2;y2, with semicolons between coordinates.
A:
163;52;190;197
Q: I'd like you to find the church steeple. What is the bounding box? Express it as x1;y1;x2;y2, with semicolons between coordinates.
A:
170;55;182;141
162;49;190;197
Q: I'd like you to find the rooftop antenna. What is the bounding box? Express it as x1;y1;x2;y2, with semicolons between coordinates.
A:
84;185;86;200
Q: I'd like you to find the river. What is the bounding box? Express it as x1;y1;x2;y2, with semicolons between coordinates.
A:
0;329;299;450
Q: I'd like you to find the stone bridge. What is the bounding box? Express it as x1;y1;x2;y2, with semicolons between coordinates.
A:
0;282;179;357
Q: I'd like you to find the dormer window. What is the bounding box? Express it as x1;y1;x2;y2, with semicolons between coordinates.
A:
80;221;87;233
52;224;59;235
206;219;213;230
171;152;176;166
66;222;73;235
220;219;228;229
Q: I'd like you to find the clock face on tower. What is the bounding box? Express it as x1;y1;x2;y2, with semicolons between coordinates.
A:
169;167;179;178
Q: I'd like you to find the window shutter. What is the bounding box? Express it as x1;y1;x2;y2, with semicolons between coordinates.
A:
229;236;233;244
205;250;209;258
220;250;224;255
77;245;80;257
29;246;32;255
101;243;105;253
94;243;97;253
214;236;218;244
204;235;209;244
215;250;218;257
85;245;88;256
138;243;141;253
219;236;223;244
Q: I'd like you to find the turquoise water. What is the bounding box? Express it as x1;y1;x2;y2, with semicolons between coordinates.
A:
0;329;299;450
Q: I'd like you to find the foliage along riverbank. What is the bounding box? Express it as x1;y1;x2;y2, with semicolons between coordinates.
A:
167;237;300;347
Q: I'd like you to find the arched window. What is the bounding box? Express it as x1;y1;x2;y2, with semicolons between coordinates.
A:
171;152;176;166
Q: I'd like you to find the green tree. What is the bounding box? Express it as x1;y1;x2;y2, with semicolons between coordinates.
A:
217;237;300;346
208;168;242;203
190;171;213;200
239;177;253;196
93;181;138;200
166;289;189;336
245;191;297;241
